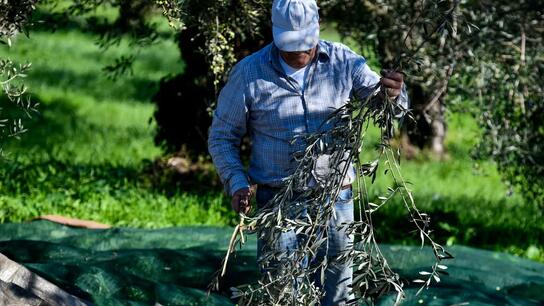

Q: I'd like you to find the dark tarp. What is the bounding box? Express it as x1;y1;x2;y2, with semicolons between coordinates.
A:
0;221;542;305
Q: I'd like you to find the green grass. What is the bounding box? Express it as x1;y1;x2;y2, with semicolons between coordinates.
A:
0;14;542;263
0;13;234;227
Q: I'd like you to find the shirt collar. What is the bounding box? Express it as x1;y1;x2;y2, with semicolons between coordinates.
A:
315;40;330;61
269;40;330;73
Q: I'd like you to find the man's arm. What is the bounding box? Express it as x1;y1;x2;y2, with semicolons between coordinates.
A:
208;63;251;200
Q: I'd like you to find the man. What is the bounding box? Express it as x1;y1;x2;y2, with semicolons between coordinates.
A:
208;0;408;304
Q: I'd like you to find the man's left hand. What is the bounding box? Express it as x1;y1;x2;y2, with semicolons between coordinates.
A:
380;69;404;100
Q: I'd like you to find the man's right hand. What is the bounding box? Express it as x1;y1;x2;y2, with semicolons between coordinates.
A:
231;188;252;214
380;69;404;100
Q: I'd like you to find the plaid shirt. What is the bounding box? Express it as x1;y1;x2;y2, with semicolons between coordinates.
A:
208;40;409;195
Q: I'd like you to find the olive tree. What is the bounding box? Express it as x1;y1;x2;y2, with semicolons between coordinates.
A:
328;0;543;206
458;0;544;207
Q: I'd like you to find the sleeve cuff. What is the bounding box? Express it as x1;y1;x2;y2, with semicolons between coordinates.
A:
394;84;410;118
228;174;250;196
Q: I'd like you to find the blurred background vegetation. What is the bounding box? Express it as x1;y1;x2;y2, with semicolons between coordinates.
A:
0;0;542;266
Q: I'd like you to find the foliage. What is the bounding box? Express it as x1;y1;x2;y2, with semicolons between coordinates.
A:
457;0;544;207
328;0;544;206
212;96;451;304
0;60;36;155
181;0;270;89
0;0;38;41
0;0;38;156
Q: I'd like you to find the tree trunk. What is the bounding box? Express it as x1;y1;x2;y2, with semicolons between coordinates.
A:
401;83;447;159
116;0;153;31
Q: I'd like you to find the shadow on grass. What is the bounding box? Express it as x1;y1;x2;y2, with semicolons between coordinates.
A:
3;93;152;157
1;94;222;197
27;64;160;104
0;157;223;198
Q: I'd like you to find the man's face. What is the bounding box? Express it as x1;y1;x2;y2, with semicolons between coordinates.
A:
279;48;317;69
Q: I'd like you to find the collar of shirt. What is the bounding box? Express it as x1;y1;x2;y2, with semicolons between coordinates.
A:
278;54;308;91
269;40;331;75
278;55;305;75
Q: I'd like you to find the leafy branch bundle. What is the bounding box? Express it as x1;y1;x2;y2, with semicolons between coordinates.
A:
209;1;461;304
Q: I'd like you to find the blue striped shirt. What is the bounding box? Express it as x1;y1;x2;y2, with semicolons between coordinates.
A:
208;40;408;195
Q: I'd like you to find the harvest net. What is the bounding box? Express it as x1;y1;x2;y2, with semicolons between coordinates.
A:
0;220;542;305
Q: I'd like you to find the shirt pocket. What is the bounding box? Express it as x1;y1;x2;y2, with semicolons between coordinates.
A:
251;86;306;136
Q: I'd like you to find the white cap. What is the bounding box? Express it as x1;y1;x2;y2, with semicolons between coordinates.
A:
271;0;320;52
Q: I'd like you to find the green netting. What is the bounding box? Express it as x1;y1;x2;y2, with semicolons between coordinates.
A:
0;220;542;305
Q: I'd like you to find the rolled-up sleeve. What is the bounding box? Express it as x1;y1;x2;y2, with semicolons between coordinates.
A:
208;63;251;196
